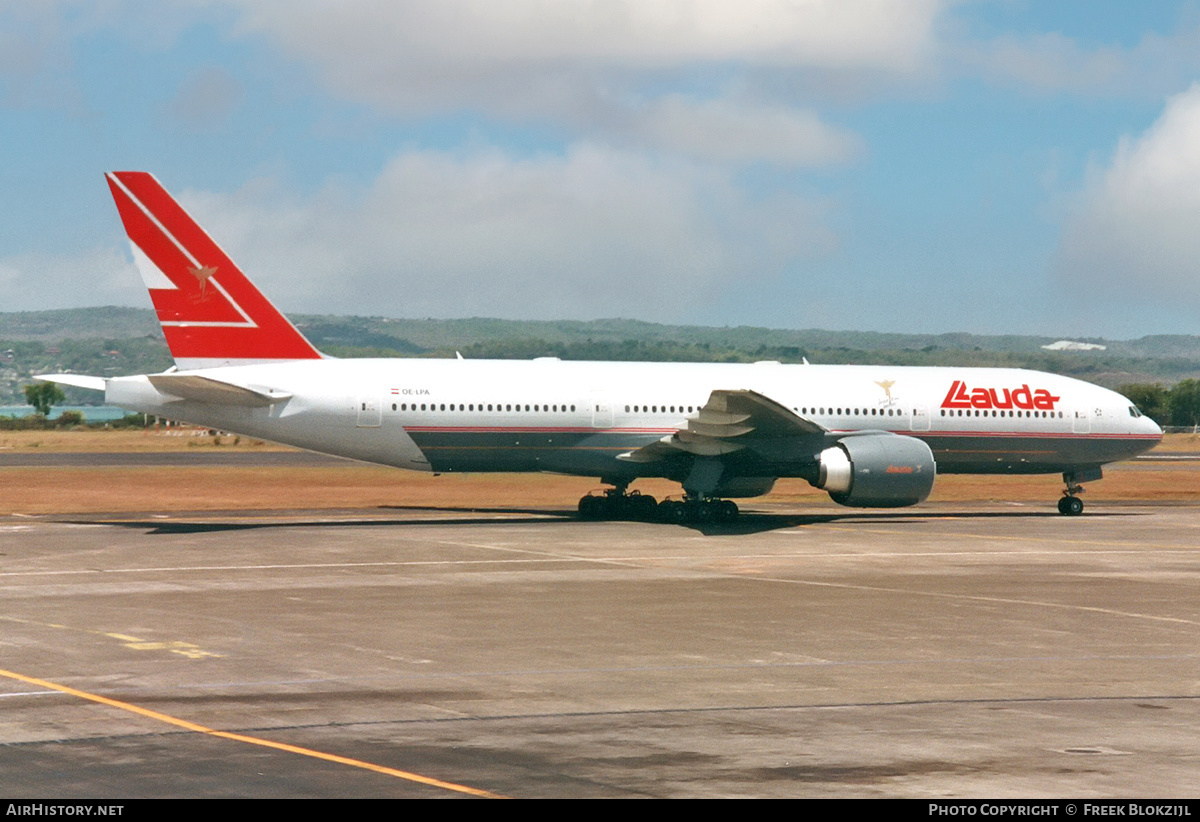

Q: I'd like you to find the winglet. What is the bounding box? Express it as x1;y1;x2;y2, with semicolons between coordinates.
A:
106;172;323;369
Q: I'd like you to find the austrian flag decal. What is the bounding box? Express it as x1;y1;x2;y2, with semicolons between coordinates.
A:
941;380;1060;411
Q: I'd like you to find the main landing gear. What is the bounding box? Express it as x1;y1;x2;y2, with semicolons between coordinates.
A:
1057;472;1086;516
577;487;659;521
577;486;739;524
657;496;739;525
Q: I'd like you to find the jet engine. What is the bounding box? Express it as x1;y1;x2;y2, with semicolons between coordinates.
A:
814;432;936;508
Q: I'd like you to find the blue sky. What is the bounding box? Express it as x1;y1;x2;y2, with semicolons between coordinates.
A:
4;1;1200;339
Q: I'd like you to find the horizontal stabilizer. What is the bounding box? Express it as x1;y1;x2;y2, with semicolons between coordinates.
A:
35;374;106;392
147;374;291;407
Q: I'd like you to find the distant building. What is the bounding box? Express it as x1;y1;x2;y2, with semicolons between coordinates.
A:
1041;340;1107;351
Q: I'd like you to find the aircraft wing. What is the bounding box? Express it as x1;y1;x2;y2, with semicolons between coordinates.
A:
618;389;823;463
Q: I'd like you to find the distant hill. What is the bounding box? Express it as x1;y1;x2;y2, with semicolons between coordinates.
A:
3;307;1199;405
0;306;162;340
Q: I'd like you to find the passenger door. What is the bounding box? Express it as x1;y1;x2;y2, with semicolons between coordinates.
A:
591;397;613;429
357;396;382;428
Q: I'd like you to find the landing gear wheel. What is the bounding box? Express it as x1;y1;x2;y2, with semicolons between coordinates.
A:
716;499;739;523
578;494;604;520
627;491;659;520
578;488;659;521
657;497;739;524
1057;495;1084;516
1058;470;1088;516
663;500;689;524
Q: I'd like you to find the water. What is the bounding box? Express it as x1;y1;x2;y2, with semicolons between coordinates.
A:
0;405;133;422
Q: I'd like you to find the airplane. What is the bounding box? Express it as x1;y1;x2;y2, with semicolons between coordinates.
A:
37;171;1164;523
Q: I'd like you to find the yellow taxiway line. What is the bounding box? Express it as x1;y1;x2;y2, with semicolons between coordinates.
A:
0;667;506;799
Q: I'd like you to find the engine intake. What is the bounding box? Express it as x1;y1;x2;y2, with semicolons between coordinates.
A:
815;433;936;508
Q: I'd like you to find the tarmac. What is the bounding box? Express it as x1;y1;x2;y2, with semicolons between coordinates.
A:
1;500;1198;798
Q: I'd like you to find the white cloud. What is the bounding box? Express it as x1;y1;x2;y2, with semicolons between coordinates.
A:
162;66;243;131
621;97;863;166
1057;83;1200;304
234;0;941;79
956;23;1200;98
0;1;215;112
0;246;146;311
0;2;81;110
177;145;837;320
224;0;933;165
960;32;1128;93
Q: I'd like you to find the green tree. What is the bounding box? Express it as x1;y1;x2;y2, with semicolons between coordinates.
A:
23;382;65;416
1167;379;1200;429
1119;383;1169;425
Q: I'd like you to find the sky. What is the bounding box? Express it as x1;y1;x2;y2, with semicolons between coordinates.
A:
4;1;1200;340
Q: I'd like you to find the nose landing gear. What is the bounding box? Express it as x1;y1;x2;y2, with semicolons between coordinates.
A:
1057;493;1084;516
1057;469;1095;516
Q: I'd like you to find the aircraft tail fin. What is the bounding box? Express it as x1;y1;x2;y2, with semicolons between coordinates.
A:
105;171;323;370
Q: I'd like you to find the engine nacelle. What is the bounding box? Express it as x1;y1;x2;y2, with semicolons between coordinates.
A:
815;433;936;508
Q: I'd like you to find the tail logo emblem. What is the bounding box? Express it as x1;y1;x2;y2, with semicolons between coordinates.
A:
188;265;217;300
105;171;323;364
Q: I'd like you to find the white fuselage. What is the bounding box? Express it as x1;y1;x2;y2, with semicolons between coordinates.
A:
104;358;1163;488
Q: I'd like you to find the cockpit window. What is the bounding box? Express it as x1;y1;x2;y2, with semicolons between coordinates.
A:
1129;405;1143;418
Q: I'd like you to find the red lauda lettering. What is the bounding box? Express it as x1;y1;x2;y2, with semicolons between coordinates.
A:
988;388;1013;409
940;381;1060;411
1033;389;1057;410
942;380;971;408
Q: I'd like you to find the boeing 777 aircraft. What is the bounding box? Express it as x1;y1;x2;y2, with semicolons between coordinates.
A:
38;172;1163;522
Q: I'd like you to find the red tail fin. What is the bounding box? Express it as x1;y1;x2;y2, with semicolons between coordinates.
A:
106;171;322;369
